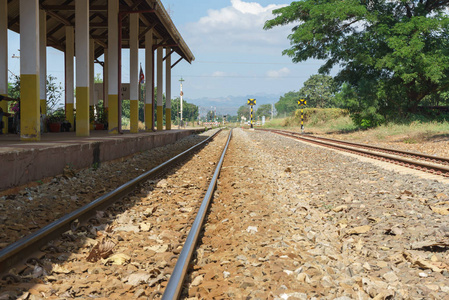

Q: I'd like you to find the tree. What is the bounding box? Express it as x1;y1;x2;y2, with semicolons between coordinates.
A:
264;0;449;125
171;97;199;124
46;75;64;113
256;104;272;118
237;105;250;120
275;91;300;116
8;74;64;113
299;75;335;108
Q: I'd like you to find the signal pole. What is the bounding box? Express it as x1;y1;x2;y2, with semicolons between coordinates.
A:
247;98;256;129
298;98;307;133
179;77;184;128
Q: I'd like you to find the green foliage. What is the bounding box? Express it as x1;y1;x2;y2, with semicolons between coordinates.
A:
8;74;64;114
299;75;336;108
256;104;272;118
283;108;352;129
94;73;103;83
95;100;108;124
291;108;349;125
275;91;300;116
171;97;199;124
334;82;385;128
265;0;449;125
47;107;66;123
237;105;250;120
121;99;145;122
8;77;20;100
46;75;64;113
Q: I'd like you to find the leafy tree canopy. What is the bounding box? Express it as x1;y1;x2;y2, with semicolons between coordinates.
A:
256;104;273;118
171;97;199;123
275;90;300;116
265;0;449;125
299;74;335;108
237;105;250;120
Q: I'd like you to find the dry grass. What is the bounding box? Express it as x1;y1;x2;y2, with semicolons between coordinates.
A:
264;115;449;144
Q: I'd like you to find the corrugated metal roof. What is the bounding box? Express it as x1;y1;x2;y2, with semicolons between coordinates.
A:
6;0;195;64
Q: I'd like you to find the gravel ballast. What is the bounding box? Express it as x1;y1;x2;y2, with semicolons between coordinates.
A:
190;128;449;299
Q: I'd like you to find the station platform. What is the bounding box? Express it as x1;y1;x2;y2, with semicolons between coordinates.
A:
0;128;204;192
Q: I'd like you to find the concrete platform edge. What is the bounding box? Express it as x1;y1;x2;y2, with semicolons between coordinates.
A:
0;129;203;192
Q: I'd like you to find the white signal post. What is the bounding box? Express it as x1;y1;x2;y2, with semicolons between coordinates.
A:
179;77;184;129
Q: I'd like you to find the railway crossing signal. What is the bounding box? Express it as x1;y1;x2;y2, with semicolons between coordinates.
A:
298;99;306;133
247;99;256;128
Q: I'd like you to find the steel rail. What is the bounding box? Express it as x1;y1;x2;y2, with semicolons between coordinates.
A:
162;129;232;300
273;129;449;164
0;129;221;275
263;129;449;176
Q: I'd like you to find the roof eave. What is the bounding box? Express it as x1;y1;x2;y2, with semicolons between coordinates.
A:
149;0;195;64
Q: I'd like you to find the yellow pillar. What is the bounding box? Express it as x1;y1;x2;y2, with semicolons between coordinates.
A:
108;94;118;133
20;0;40;141
130;100;138;133
40;100;46;116
145;103;152;131
75;0;90;136
21;75;40;140
0;95;7;134
166;108;171;130
157;105;163;130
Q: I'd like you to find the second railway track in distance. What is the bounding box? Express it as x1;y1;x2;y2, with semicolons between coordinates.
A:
261;129;449;178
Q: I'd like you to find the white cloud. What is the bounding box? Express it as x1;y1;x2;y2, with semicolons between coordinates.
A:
184;1;290;52
266;67;290;78
212;71;227;77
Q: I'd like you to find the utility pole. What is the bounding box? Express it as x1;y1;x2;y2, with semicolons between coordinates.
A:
179;77;184;128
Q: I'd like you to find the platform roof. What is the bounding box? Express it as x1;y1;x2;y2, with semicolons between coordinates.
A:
6;0;195;64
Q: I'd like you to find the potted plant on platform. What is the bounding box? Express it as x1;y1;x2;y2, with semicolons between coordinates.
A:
94;100;107;130
47;108;66;132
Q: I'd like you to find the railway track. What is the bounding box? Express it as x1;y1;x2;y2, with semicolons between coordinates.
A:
261;129;449;177
0;129;230;299
2;128;449;299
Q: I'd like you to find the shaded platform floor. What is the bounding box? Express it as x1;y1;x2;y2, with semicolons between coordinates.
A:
0;128;204;192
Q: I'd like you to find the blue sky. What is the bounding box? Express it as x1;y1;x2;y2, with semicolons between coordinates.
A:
7;0;332;115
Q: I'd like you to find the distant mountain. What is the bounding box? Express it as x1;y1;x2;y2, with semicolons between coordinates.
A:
187;93;281;116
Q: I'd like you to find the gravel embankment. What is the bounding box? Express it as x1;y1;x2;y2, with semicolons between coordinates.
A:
190;128;449;299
